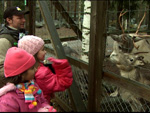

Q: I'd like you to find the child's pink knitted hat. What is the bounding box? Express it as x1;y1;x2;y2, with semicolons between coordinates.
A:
4;47;36;77
18;35;45;55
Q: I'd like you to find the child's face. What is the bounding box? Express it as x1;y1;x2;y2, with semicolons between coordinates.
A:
37;45;47;61
22;66;37;81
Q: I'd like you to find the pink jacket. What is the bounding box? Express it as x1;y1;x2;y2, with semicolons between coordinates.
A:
0;81;56;112
35;57;73;102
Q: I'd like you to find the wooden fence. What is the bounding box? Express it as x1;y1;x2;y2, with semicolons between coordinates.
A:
2;0;150;112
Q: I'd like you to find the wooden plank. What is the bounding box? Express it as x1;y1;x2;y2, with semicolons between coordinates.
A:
107;29;150;35
43;36;78;44
74;0;77;21
67;55;88;71
87;1;107;112
38;1;87;112
51;0;82;41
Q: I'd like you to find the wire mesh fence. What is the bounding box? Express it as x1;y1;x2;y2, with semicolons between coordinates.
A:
42;0;150;112
101;80;150;112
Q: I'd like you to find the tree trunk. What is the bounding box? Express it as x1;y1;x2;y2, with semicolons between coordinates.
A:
78;0;82;30
81;0;91;62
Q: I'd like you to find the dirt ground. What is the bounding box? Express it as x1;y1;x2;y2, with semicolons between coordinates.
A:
35;26;77;40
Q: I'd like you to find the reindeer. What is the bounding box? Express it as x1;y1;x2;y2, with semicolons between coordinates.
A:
109;41;150;112
109;9;150;112
110;9;150;63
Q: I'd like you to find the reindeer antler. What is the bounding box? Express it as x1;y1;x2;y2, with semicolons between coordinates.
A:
118;9;128;41
132;38;139;50
132;12;146;50
135;12;146;35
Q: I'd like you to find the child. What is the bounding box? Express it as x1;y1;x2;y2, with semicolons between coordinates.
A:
0;47;56;112
18;35;73;103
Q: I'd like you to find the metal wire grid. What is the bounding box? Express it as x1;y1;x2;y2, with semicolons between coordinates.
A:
46;43;150;112
42;1;150;112
104;34;150;112
101;80;150;112
55;90;71;107
101;81;132;112
54;65;89;110
104;1;150;111
71;65;89;107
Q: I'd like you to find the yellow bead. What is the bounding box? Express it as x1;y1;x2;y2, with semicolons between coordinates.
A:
33;101;37;106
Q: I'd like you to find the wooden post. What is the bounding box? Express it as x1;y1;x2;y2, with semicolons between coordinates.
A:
6;1;13;7
55;5;57;20
74;0;77;21
88;1;107;112
25;0;36;35
67;0;69;12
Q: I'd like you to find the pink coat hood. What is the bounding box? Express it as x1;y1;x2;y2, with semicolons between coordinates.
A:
0;83;16;97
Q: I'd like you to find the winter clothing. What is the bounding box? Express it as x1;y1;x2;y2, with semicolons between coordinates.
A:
0;47;56;112
0;80;56;112
18;35;45;55
4;47;35;77
0;83;16;96
16;80;42;109
35;57;73;102
0;25;27;81
0;25;27;45
3;6;29;19
18;35;73;103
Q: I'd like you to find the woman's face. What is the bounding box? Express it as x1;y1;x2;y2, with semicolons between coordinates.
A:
22;66;37;81
37;45;47;61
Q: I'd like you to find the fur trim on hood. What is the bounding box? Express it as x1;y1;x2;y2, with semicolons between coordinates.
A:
0;83;16;97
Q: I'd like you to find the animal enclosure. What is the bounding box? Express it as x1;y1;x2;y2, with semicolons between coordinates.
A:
37;1;150;112
1;0;150;112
